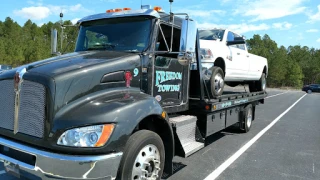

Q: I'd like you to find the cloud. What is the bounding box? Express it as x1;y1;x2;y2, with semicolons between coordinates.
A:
272;22;292;30
14;4;91;21
178;9;226;18
230;0;306;21
317;38;320;42
100;0;119;2
71;18;81;24
297;33;304;40
307;5;320;23
306;29;318;33
197;22;270;34
69;4;82;12
14;6;50;20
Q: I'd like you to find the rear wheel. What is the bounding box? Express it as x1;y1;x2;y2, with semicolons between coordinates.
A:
240;104;253;133
249;73;266;92
209;66;225;97
117;130;165;180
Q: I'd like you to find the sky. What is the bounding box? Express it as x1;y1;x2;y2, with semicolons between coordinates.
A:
0;0;319;49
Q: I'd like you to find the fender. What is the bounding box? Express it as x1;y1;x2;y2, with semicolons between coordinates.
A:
50;87;174;155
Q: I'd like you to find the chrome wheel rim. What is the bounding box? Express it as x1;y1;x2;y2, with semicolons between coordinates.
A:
261;76;266;91
247;108;252;128
132;144;161;180
214;73;224;94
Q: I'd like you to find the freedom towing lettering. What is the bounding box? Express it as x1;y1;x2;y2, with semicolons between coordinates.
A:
155;70;182;92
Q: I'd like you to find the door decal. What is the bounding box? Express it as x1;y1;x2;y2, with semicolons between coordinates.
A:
155;70;183;92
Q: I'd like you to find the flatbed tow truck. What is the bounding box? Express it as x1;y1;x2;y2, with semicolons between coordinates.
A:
0;1;267;180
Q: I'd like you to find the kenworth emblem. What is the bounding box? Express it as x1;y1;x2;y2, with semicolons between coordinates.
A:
13;67;26;134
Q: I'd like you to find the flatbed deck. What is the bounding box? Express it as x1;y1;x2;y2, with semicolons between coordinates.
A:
189;91;267;112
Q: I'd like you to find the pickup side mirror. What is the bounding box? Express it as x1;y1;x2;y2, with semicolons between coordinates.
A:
178;18;197;65
226;37;245;46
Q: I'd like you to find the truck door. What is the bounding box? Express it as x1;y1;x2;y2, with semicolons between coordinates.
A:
152;24;189;107
227;31;250;79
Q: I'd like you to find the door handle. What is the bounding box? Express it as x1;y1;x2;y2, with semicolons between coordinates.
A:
247;55;250;57
237;52;240;55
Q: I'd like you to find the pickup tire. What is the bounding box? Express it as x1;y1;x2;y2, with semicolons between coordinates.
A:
209;66;225;97
117;130;165;180
249;73;266;92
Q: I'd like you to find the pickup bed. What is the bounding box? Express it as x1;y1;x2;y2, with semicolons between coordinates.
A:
198;28;268;96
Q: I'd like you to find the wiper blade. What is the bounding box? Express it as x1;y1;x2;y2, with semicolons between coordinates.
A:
87;43;116;50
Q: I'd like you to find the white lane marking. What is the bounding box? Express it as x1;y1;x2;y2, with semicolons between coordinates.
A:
204;93;307;180
0;170;6;175
265;92;288;99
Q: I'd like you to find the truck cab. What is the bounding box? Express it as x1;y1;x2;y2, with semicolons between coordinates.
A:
0;4;266;180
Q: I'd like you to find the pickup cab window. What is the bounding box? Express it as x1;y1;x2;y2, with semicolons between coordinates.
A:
228;31;246;50
199;29;225;41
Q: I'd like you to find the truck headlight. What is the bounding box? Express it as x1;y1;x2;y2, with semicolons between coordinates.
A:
57;124;114;147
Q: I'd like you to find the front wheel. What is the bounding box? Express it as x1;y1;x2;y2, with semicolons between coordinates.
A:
117;130;165;180
209;66;225;97
307;89;312;94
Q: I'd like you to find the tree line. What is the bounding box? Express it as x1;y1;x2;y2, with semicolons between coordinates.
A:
0;17;319;87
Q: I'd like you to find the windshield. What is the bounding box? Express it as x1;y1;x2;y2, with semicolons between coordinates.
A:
0;65;12;70
199;29;225;41
75;16;152;52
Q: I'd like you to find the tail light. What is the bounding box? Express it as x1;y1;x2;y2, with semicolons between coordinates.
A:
200;48;213;60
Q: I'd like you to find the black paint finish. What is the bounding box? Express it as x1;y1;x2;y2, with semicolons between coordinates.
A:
0;50;174;155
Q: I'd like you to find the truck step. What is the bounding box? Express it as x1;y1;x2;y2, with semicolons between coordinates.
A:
170;115;204;157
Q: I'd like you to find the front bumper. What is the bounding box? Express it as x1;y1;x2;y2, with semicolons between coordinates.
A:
0;136;123;179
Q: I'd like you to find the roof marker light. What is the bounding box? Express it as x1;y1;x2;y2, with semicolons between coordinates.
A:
106;9;115;13
154;6;163;12
114;8;122;12
123;8;131;11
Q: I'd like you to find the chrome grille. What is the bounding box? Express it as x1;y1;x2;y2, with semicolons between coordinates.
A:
18;81;46;138
0;80;15;130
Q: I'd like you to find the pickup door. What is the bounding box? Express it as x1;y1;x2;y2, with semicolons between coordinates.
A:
226;31;250;80
247;53;264;80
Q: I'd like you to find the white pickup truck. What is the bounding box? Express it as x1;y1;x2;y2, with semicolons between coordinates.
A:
198;28;268;96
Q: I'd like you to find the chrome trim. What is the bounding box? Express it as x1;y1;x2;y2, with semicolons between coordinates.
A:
0;136;123;179
13;67;26;134
78;9;160;24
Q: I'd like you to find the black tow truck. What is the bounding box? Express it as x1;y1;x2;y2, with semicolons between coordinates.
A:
0;2;267;180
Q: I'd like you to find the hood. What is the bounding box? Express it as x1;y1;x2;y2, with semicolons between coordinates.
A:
28;51;138;77
199;39;222;49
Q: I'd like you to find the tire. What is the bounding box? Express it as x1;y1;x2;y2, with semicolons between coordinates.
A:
307;89;312;94
226;82;240;87
209;66;225;97
240;104;253;133
117;130;165;180
249;73;266;92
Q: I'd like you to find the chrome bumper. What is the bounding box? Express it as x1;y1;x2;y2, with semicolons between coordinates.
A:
0;136;123;179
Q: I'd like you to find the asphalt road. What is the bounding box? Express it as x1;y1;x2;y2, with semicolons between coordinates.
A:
1;89;319;180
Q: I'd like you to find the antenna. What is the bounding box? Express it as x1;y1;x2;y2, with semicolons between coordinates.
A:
169;0;174;22
141;0;142;9
59;9;64;51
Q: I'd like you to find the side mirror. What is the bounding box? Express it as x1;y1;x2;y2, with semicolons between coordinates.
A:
178;18;197;65
226;37;245;46
51;28;60;55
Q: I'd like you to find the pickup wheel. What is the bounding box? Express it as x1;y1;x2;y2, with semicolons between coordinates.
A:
210;66;225;97
117;130;165;180
249;73;266;92
240;104;253;133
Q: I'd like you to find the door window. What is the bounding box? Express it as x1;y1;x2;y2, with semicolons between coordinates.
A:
227;31;235;42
